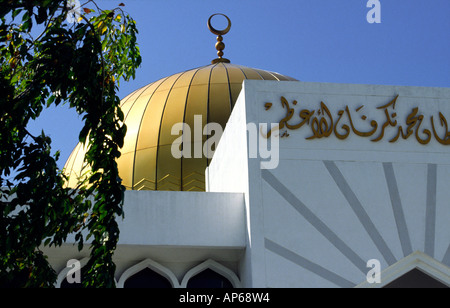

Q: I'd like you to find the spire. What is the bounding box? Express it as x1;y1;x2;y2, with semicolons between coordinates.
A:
208;14;231;64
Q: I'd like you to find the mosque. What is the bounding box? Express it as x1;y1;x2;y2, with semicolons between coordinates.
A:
48;14;450;288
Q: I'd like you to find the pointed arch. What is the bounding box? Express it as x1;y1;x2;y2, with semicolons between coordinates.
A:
180;259;241;288
117;258;180;288
356;251;450;288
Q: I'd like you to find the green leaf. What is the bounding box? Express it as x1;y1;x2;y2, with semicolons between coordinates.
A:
43;238;51;247
12;9;22;19
1;0;141;288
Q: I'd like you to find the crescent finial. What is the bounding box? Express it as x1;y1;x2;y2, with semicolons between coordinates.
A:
208;14;232;36
208;14;231;64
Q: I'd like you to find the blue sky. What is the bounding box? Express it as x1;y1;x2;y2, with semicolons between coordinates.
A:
27;0;450;168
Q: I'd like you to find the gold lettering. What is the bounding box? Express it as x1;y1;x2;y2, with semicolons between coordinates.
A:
263;94;449;146
263;96;294;138
431;112;450;145
390;107;417;142
306;102;333;139
372;95;399;142
334;110;350;140
345;106;378;137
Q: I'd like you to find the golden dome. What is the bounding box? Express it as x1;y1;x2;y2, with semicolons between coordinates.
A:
64;14;297;191
64;62;297;191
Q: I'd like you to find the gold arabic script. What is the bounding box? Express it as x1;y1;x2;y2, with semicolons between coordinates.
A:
263;95;450;145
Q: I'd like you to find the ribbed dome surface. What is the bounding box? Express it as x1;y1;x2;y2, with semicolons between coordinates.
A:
64;62;297;191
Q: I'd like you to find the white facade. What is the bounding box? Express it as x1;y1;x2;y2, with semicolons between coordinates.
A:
45;191;246;287
46;80;450;288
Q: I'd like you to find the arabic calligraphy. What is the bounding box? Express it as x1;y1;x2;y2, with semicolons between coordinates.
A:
263;95;450;145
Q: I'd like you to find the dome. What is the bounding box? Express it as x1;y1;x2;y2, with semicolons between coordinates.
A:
64;15;298;191
64;63;297;191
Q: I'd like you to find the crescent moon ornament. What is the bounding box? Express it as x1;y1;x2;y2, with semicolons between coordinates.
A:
208;14;232;64
208;13;232;36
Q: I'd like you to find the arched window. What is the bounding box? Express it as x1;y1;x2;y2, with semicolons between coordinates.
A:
187;268;233;288
384;268;449;288
356;251;450;288
124;267;172;288
117;259;179;288
181;259;241;288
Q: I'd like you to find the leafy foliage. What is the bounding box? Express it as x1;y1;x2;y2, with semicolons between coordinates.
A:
0;0;141;287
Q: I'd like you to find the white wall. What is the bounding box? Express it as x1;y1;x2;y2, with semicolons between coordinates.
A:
208;80;450;287
207;85;260;287
44;190;246;284
119;190;245;248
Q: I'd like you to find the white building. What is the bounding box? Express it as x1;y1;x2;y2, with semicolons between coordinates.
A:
49;15;450;288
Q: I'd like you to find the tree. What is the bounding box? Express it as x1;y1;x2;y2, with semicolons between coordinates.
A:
0;0;142;287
